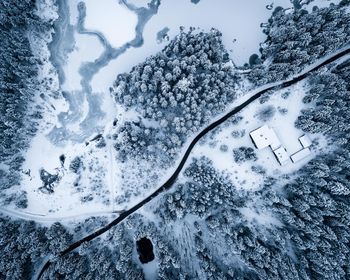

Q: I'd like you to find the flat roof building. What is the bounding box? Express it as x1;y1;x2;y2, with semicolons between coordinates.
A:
291;148;311;163
250;125;281;150
273;147;290;166
299;135;312;148
250;125;312;166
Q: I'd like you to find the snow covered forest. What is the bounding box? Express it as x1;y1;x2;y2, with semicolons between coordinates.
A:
112;29;238;165
0;0;350;279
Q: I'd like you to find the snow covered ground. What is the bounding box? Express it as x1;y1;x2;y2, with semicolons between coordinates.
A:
84;0;138;48
304;0;341;12
16;0;121;217
189;80;328;191
91;0;293;92
62;33;104;91
127;0;152;8
14;0;338;219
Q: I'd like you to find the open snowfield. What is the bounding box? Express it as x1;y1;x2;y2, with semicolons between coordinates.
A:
16;0;121;217
189;80;329;191
62;33;104;91
15;0;337;218
20;128;119;216
84;0;138;48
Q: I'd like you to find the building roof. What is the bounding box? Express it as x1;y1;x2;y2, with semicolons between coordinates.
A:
299;135;312;148
291;148;311;163
273;146;290;166
250;125;281;150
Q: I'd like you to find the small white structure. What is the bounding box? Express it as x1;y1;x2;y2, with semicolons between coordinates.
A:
250;125;280;150
273;147;290;166
291;148;311;163
250;125;313;166
299;135;312;148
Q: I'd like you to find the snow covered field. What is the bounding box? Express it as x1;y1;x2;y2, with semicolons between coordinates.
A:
17;0;121;217
62;33;104;91
189;80;328;191
84;0;138;48
15;0;337;218
91;0;293;92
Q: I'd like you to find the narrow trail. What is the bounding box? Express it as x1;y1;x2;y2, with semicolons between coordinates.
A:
108;138;117;212
0;208;121;223
36;46;350;279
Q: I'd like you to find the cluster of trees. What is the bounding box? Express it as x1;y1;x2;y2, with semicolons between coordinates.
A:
156;157;300;279
114;120;177;164
232;146;257;163
0;0;52;205
2;2;350;279
0;217;73;280
295;60;350;147
42;222;145;280
112;28;238;165
248;1;350;85
4;142;349;280
153;75;350;278
0;215;144;280
263;150;350;279
154;147;350;279
159;157;245;221
41;214;183;280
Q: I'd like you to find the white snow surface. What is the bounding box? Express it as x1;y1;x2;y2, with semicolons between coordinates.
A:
141;259;158;280
16;0;121;217
12;0;343;220
84;0;138;48
127;0;152;8
62;33;104;91
189;81;328;190
91;0;293;92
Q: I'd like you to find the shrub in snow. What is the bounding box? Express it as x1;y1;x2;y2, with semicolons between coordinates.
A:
95;137;106;148
251;165;266;175
256;105;276;122
278;107;288;115
15;191;28;209
281;91;291;99
219;144;228;152
232;146;257;163
69;157;83;173
229;115;243;125
231;129;245;139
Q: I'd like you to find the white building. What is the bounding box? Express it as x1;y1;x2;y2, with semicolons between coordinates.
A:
250;125;312;166
249;125;281;150
291;148;311;163
273;147;290;166
299;135;312;148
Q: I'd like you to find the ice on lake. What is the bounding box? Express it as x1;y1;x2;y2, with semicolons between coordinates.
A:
84;0;138;48
91;0;293;93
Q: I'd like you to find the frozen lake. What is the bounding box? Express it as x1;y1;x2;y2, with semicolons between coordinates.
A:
145;0;292;65
91;0;293;92
84;0;138;48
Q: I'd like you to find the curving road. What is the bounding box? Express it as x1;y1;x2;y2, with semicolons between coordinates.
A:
36;45;350;279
